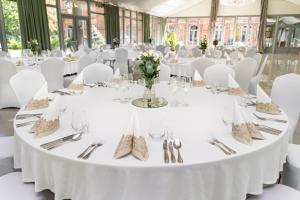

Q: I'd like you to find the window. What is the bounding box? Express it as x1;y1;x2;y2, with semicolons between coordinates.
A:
236;17;249;43
137;13;143;43
119;9;124;44
124;10;131;44
214;17;223;41
177;18;187;44
189;25;198;44
46;1;60;49
90;2;105;48
131;12;137;43
223;17;235;45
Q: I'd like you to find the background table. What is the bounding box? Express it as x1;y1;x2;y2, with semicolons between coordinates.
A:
14;83;289;200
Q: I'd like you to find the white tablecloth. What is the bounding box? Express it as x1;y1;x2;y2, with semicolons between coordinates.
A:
14;83;289;200
11;57;78;76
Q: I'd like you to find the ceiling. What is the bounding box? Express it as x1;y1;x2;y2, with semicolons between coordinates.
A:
114;0;300;17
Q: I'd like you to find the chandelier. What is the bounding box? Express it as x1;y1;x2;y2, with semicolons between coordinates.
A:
220;0;255;6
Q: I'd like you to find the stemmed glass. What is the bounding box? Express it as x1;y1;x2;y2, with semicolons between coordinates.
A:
222;106;233;126
72;111;89;134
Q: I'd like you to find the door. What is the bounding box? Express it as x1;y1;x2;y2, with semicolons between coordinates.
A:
76;18;88;48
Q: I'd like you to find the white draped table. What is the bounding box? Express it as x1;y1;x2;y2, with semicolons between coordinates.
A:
14;83;289;200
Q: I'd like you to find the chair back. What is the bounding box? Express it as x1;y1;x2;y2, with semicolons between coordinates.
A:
40;58;64;92
114;48;128;74
83;63;113;84
204;64;235;87
78;55;96;73
10;70;46;107
191;58;215;77
234;58;257;92
156;45;165;55
159;64;171;82
192;47;202;57
178;46;188;58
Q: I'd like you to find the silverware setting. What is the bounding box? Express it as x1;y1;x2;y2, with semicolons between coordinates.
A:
80;142;103;160
163;139;169;163
40;132;83;150
213;139;236;154
253;113;287;123
16;120;36;128
163;132;183;164
173;139;183;163
253;122;282;135
209;140;231;155
16;113;42;120
52;90;72;96
168;139;176;163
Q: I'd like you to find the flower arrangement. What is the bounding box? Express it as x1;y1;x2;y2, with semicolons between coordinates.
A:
138;50;161;90
213;39;219;47
112;37;120;48
27;39;40;55
200;36;208;54
165;32;178;51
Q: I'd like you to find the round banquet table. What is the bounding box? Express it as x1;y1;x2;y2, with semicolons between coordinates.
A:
14;82;289;200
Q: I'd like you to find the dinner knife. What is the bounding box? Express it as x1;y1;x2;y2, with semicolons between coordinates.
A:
168;141;176;163
163;139;169;163
40;134;77;149
16;113;42;120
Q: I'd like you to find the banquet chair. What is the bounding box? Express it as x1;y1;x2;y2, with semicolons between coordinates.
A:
40;58;64;92
248;55;269;95
159;63;171;82
82;63;113;84
245;48;257;57
252;53;263;74
77;55;96;73
234;58;257;92
191;58;215;77
0;172;54;200
247;184;300;200
192;47;202;57
203;64;235;87
156;45;165;56
74;49;87;58
271;74;300;189
238;46;246;55
175;44;180;53
114;48;129;74
0;136;14;176
0;50;9;57
0;59;19;109
178;46;188;58
10;70;46;107
229;51;240;63
88;50;98;61
50;49;63;57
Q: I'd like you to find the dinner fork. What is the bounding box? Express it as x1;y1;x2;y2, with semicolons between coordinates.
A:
253;113;287;123
209;141;231;155
82;142;103;160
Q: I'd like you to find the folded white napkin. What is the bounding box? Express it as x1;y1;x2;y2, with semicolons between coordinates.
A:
26;83;49;110
228;74;244;96
232;100;253;145
193;70;203;81
69;72;84;90
228;74;239;89
43;95;61;121
257;85;271;103
241;108;265;140
114;68;121;79
256;85;280;114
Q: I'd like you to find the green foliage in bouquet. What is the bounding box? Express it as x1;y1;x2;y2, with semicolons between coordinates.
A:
27;39;41;55
138;51;161;90
200;36;208;53
165;32;178;51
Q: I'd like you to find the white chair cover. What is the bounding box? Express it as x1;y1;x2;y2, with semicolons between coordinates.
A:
40;58;64;92
234;58;257;92
10;70;46;107
238;46;246;55
192;47;202;57
245;47;257;57
0;59;19;108
0;136;14;176
248;55;269;95
50;49;63;57
114;48;128;74
82;63;113;84
191;58;215;77
204;64;235;87
283;144;300;190
178;46;188;58
89;50;98;61
159;64;171;82
0;51;8;58
247;184;300;200
252;53;263;74
0;172;52;199
229;51;239;62
74;50;87;58
77;55;96;73
156;45;165;55
271;73;300;141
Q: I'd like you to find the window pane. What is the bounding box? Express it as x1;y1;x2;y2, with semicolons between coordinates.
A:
138;20;143;43
291;25;300;48
249;17;260;46
75;1;88;16
91;14;106;48
119;9;123;17
60;0;73;15
214;17;223;41
236;17;249;43
131;19;137;43
265;17;276;48
124;18;131;44
199;18;210;40
177;19;187;44
62;18;74;49
47;6;60;49
187;18;198;45
3;0;21;56
90;2;104;13
224;17;235;45
125;10;130;17
77;19;88;47
131;12;136;19
138;13;142;20
46;0;56;5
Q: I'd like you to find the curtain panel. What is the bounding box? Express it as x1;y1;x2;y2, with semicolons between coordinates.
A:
17;0;50;50
258;0;268;53
142;13;150;43
104;4;120;44
209;0;220;42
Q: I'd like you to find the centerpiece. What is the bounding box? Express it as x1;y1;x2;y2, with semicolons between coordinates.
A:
27;39;41;56
112;37;120;49
165;32;178;51
200;36;208;54
132;50;168;108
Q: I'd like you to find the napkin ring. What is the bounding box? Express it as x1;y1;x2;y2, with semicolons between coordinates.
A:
25;99;49;110
193;80;204;87
256;102;280;115
68;83;84;90
31;118;59;138
228;88;245;96
232;123;253;145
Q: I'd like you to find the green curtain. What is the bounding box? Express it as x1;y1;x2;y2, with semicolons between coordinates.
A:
17;0;50;50
258;0;268;53
104;4;120;44
142;13;150;43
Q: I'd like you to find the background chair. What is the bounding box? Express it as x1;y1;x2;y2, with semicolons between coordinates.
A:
178;46;188;58
156;45;165;56
191;58;215;77
40;58;64;92
10;70;46;107
234;58;257;92
114;48;128;74
0;59;19;109
192;47;202;57
252;53;263;74
74;49;87;58
159;64;171;82
204;64;235;87
77;55;96;73
82;63;113;84
50;49;63;57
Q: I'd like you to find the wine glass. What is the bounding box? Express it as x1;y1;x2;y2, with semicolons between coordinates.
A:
222;106;233;126
72;111;89;134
